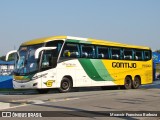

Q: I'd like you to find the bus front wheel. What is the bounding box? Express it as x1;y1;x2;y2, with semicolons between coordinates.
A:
58;77;72;93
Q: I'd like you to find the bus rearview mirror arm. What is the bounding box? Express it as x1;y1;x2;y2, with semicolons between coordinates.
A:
6;50;18;61
35;47;57;59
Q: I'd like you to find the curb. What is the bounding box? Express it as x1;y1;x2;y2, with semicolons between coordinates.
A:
0;89;37;95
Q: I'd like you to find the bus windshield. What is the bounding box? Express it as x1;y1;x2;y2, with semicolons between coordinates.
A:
14;44;42;75
14;40;64;76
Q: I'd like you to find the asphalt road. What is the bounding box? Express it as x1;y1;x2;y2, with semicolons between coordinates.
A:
0;80;160;120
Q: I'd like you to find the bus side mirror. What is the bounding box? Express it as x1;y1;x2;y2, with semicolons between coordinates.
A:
6;50;17;61
35;47;57;59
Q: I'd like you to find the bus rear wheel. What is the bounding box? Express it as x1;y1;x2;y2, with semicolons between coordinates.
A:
123;76;132;89
132;77;141;89
58;77;72;93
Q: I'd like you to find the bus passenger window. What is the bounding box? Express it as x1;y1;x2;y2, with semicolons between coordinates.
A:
111;48;121;59
123;49;133;60
135;50;143;60
64;50;71;57
112;54;119;59
81;45;95;58
62;43;80;58
144;51;151;60
97;46;109;59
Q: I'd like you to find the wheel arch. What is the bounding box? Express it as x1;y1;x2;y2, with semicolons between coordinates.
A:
125;75;133;81
62;75;73;87
123;75;133;89
134;75;141;85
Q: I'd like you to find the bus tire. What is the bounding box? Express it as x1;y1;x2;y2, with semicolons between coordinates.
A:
37;89;49;94
132;76;141;89
123;76;132;89
58;77;72;93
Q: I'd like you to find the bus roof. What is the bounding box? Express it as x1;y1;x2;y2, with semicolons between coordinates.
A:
21;36;67;46
88;38;150;50
21;35;150;50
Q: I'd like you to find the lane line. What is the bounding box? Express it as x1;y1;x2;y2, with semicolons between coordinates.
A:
0;97;80;110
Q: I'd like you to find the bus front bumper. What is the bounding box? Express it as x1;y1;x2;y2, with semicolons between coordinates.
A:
13;80;41;89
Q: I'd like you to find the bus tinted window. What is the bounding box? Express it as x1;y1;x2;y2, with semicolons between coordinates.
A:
62;43;80;58
41;51;53;69
97;46;109;59
45;40;63;57
41;40;64;70
81;44;95;58
123;49;133;60
144;51;151;60
135;50;143;60
111;48;121;59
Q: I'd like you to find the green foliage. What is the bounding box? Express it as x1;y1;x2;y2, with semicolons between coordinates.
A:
0;53;15;61
0;56;5;61
8;53;15;61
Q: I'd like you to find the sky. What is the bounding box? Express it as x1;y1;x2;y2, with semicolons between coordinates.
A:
0;0;160;56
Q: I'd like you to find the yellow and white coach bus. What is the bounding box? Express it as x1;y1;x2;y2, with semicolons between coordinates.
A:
6;36;153;93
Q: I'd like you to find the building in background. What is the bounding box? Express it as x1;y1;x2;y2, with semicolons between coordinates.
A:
152;52;160;80
153;52;160;63
0;60;14;75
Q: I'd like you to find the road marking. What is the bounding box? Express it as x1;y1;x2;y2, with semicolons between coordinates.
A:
23;100;45;104
0;102;10;110
0;97;80;110
0;103;28;110
44;97;79;102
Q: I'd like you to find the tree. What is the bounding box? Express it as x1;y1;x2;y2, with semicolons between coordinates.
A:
0;53;15;61
0;56;5;61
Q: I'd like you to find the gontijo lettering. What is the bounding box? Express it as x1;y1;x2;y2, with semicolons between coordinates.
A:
112;62;137;68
